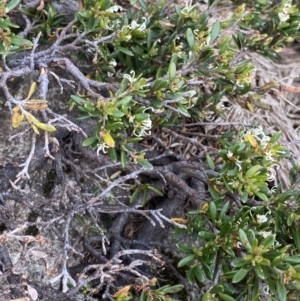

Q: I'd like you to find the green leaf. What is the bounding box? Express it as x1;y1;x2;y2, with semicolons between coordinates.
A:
255;192;268;202
220;221;232;238
177;255;195;267
239;229;251;251
137;159;153;169
105;122;123;131
194;265;206;283
269;131;281;144
176;243;193;254
10;36;33;48
168;61;176;81
129;188;139;203
219;293;235;301
219;202;230;220
198;231;216;239
254;264;265;280
82;136;98;147
209;201;217;221
116;45;134;56
210;21;220;43
134;113;150;121
232;268;249;283
108;147;117;163
206;154;215;170
283;256;300;264
276;279;286;301
5;0;21;12
186;28;194;49
261;234;275;249
137;0;148;11
74;214;86;227
161;284;184;294
120;150;127;168
70;95;87;105
147;185;164;197
246;165;261;178
231;258;249;268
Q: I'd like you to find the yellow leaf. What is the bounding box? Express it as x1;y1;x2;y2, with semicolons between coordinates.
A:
246;102;254;113
171;217;188;224
12;111;24;128
26;113;40;125
101;129;115;148
31;124;40;134
26;82;37;100
12;105;20;113
244;134;258;151
113;285;131;298
35;122;56;132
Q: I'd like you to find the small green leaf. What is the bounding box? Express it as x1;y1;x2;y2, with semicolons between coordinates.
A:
276;279;286;301
209;201;217;221
261;234;275;249
255;192;268;202
206;154;215;170
82;136;98;147
232;268;249;283
10;36;33;47
176;243;193;254
130;188;139;203
198;231;216;239
108;147;117;163
254;264;265;280
5;0;21;12
210;21;220;43
116;45;134;56
74;214;86;227
269;131;281;144
71;95;87;105
168;61;176;81
137;159;153;169
105;122;123;131
194;266;206;283
134;113;150;121
177;255;195;268
161;284;184;294
246;165;261;178
120;150;127;168
186;28;194;49
239;229;251;251
231;258;249;268
147;185;164;197
219;293;235;301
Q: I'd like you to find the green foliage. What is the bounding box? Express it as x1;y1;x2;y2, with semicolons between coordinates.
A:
4;0;300;299
209;127;291;202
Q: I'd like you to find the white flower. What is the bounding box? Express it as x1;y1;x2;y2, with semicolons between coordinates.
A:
256;213;270;224
106;5;124;13
124;70;136;83
260;231;272;239
97;143;109;155
265;150;276;162
236;160;243;171
227;150;233;158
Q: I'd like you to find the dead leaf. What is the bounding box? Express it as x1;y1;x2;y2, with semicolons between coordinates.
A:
30;250;48;259
27;284;38;301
